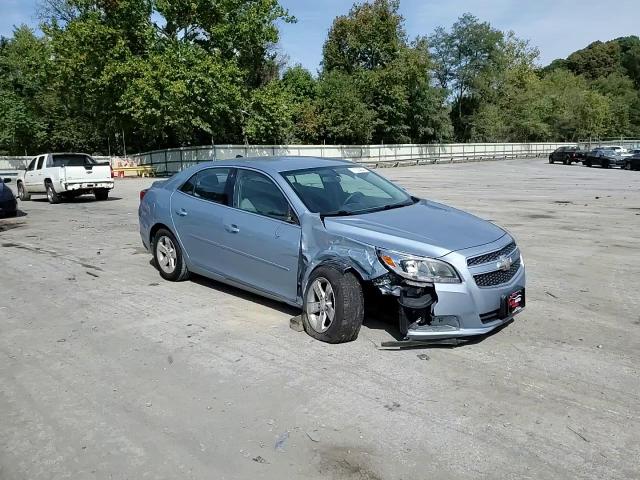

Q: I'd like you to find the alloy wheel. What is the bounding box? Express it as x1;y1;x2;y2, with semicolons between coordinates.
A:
305;277;336;333
156;236;178;274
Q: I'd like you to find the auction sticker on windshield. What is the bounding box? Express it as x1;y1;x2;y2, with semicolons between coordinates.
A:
348;167;369;174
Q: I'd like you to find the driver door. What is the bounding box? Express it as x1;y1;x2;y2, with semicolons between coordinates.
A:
220;169;301;303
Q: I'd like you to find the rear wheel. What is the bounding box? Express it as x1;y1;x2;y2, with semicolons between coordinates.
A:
94;188;109;201
46;182;61;204
549;157;554;164
302;266;364;344
563;157;568;165
585;160;592;167
17;182;30;201
153;228;189;282
624;161;631;171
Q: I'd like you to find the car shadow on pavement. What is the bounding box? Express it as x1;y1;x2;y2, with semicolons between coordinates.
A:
189;273;300;317
150;261;513;348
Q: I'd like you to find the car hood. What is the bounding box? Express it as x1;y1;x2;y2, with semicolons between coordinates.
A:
323;199;506;258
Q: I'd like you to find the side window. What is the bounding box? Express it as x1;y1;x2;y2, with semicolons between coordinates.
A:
180;168;231;205
234;170;295;223
36;156;45;170
27;158;37;171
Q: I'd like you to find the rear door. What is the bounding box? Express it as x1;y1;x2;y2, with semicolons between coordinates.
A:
220;168;301;303
30;155;47;192
23;157;37;189
170;167;234;275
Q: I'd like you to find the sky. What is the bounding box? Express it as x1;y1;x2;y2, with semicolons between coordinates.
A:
2;0;639;72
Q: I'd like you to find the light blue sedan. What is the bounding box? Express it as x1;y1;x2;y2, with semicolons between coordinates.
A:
139;157;525;344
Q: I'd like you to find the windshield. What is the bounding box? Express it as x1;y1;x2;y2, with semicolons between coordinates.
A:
51;154;96;167
282;165;414;216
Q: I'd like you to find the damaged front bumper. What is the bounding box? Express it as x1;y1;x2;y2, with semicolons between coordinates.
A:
374;237;526;341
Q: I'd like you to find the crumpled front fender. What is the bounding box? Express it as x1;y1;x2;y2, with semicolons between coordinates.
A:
298;213;387;302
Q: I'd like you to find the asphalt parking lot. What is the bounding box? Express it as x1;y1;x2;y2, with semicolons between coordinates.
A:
1;158;639;480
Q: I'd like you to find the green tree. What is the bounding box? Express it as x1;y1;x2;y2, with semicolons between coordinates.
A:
320;0;451;143
244;80;294;144
316;71;376;144
0;26;50;154
282;65;321;143
322;0;404;73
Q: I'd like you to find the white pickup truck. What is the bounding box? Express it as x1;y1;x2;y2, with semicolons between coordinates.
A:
17;153;114;204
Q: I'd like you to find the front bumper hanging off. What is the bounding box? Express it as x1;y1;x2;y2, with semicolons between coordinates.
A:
374;238;527;344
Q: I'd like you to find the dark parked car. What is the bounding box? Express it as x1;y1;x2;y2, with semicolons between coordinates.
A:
0;177;18;217
583;148;624;168
623;153;640;171
548;146;584;165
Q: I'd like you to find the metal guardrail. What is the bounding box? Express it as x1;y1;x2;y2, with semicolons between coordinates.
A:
130;142;579;176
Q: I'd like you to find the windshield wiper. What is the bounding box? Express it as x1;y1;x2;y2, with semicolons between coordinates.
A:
320;210;354;218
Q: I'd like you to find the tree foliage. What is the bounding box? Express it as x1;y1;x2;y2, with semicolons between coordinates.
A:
1;2;639;156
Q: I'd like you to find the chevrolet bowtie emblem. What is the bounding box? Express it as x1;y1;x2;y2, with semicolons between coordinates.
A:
496;255;513;272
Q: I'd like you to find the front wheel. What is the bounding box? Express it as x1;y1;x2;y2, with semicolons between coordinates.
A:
549;157;554;164
153;228;189;281
624;162;631;171
94;188;109;201
585;160;592;167
302;267;364;344
17;182;30;201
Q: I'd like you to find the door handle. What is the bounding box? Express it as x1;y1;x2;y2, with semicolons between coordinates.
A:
175;208;188;217
225;224;240;234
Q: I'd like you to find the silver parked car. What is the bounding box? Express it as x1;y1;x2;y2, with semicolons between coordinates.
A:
138;157;526;344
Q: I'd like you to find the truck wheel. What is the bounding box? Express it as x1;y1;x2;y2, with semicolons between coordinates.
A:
563;157;568;165
548;157;554;164
585;160;592;167
46;182;61;204
153;228;189;282
624;162;631;171
17;182;30;201
94;189;109;201
302;266;364;344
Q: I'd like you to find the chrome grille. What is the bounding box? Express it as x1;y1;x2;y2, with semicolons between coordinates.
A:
473;258;521;288
467;242;517;266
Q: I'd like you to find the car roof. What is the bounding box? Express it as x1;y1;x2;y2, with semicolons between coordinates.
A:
202;156;357;174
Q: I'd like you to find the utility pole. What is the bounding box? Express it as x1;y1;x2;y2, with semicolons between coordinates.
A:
122;128;127;158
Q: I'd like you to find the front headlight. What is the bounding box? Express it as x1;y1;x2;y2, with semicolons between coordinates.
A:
377;249;461;284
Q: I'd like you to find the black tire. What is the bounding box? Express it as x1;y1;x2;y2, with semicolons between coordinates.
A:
302;266;364;344
94;188;109;201
562;157;568;165
624;162;631;171
46;182;61;204
17;182;30;201
152;228;189;282
585;160;592;167
549;157;554;164
602;160;610;169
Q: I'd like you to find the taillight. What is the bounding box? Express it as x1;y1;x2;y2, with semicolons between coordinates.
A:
110;166;114;178
140;189;148;201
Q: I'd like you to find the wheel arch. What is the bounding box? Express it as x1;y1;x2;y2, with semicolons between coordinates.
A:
300;256;368;301
149;222;175;246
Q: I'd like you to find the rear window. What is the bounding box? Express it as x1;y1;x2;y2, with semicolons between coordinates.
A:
51;154;96;167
